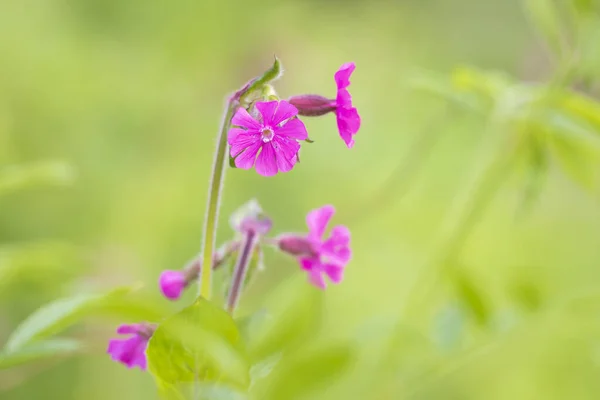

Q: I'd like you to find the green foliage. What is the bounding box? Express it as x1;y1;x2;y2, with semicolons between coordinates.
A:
0;339;81;369
4;286;147;352
0;161;75;198
245;278;324;363
260;344;354;400
146;297;250;398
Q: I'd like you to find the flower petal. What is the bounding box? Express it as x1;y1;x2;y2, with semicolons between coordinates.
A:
116;324;139;335
255;101;279;126
275;118;308;140
334;62;356;90
255;143;278;176
272;135;300;173
299;257;317;271
336;88;353;109
306;205;335;239
272;100;298;126
234;141;262;169
336;107;361;148
229;132;260;157
323;263;344;284
232;107;262;130
308;267;327;289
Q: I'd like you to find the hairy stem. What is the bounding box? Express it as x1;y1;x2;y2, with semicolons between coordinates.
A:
198;102;236;299
226;230;258;314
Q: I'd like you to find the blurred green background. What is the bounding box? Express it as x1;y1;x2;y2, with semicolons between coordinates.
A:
2;0;600;398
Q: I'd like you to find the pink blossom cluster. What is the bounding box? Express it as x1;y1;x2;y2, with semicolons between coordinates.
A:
108;62;358;371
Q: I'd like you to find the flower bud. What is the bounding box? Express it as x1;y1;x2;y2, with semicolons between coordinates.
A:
288;94;337;117
230;199;272;235
159;270;186;300
277;234;317;257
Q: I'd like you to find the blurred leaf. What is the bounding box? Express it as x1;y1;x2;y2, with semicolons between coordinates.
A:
146;297;250;392
247;278;323;362
4;286;134;352
409;71;488;113
524;0;566;56
0;338;81;369
516;129;549;216
236;309;270;344
0;241;82;295
261;344;354;400
559;91;600;132
450;268;491;327
0;161;75;197
547;128;599;190
249;353;281;387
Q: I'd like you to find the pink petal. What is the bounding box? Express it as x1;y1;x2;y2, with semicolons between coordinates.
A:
107;339;125;356
336;88;353;109
234;141;262;169
116;324;139;335
329;225;351;247
308;268;327;289
275;118;308;140
228;127;259;145
334;62;356;90
336;107;360;149
299;257;317;271
322;225;352;264
255;101;279;126
323;263;344;284
232;107;262;130
306;205;335;239
255;143;278;176
272;100;298;126
229;132;260;157
272;136;300;173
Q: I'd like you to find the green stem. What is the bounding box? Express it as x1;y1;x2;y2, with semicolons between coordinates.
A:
197;57;282;299
198;102;236;299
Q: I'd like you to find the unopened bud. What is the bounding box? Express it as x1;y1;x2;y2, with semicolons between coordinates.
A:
288;94;337;117
277;234;317;257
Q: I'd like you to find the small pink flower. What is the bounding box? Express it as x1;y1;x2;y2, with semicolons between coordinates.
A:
107;323;153;370
278;205;351;289
334;62;361;148
159;270;186;300
228;100;308;177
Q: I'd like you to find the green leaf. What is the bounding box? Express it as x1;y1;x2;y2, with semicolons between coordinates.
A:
548;128;599;190
239;57;282;105
0;338;81;369
559;91;600;133
515;129;549;216
247;277;324;362
147;297;250;392
450;268;491;326
5;286;134;352
261;344;354;400
0;161;75;197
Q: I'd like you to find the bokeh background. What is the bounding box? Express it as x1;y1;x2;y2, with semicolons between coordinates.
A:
2;0;600;399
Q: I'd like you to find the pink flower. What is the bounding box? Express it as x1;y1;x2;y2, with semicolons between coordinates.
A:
228;100;308;177
278;205;351;289
159;270;186;300
107;323;153;370
334;62;361;148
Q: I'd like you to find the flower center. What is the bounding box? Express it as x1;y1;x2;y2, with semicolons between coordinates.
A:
261;128;274;142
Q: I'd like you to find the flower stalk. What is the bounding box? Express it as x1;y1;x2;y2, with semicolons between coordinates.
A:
198;58;283;299
226;229;258;314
